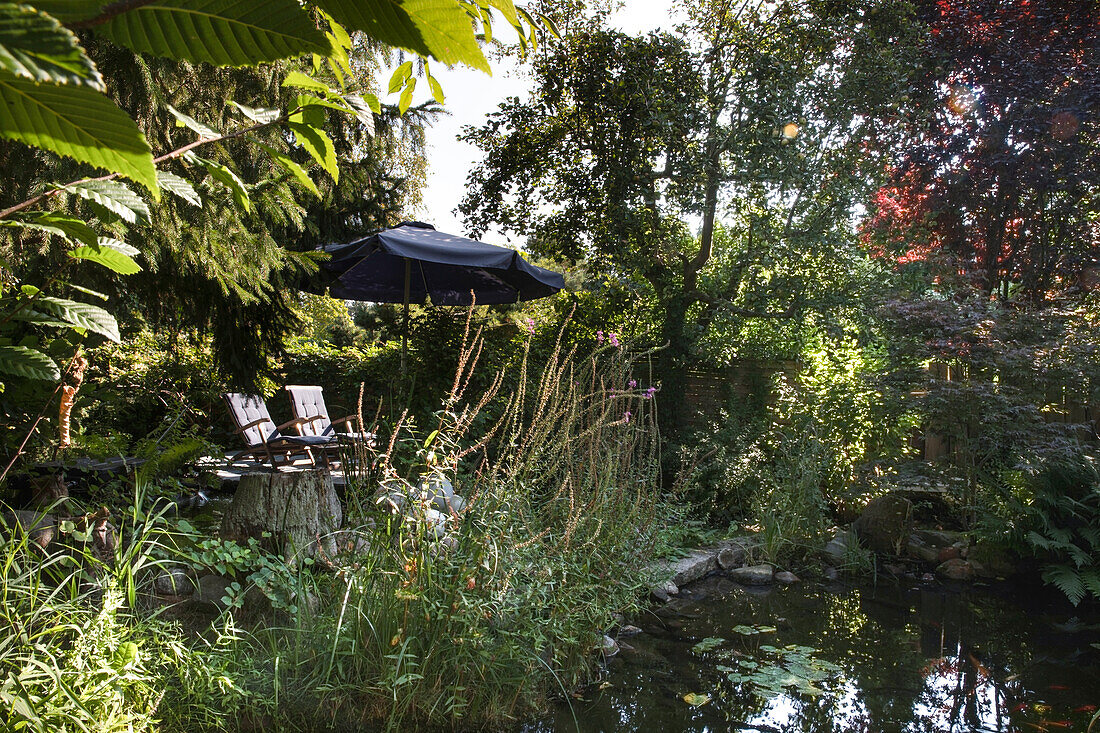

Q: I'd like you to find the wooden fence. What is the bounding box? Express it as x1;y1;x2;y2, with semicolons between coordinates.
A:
676;361;799;428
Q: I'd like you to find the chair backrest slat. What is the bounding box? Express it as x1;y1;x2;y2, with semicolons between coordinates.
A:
224;393;277;446
286;385;331;436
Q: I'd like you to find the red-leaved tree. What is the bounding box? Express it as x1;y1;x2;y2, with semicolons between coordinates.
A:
864;0;1099;301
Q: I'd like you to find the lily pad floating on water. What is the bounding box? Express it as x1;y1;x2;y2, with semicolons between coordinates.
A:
682;692;711;707
731;624;777;636
692;637;725;654
724;642;842;700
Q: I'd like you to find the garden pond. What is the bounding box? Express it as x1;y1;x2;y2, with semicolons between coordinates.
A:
529;576;1100;733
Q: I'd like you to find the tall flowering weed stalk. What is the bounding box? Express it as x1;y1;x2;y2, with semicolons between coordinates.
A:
280;308;666;730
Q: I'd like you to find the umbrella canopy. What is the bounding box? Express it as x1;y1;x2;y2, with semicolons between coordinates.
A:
318;221;564;305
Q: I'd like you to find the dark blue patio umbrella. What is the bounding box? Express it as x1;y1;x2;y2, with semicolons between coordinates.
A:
313;221;565;370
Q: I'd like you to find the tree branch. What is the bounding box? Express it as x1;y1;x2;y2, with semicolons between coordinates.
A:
687;289;799;319
0;110;294;221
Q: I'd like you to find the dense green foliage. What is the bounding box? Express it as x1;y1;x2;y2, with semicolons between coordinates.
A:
460;0;1100;604
2;321;675;731
2;3;1099;732
461;0;924;437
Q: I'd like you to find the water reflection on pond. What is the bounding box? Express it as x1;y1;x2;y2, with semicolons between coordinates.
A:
528;577;1100;732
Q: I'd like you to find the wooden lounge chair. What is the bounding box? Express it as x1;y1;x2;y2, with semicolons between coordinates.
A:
284;385;374;444
223;392;335;468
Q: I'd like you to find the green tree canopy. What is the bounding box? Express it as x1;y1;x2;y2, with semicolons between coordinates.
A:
461;0;924;435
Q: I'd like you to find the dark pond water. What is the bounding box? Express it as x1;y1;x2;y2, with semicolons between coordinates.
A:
529;576;1100;733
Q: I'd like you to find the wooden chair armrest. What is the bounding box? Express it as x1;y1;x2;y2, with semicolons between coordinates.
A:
276;417;310;432
331;414;360;433
234;418;271;434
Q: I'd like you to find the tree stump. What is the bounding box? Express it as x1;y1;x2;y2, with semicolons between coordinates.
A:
221;470;342;561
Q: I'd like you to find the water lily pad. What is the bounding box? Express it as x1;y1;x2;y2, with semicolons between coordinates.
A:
731;624;776;636
692;637;725;654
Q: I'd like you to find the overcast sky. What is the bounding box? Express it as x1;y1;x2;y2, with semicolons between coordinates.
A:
408;3;682;244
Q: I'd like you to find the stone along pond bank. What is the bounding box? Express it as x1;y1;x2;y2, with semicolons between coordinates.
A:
643;492;1022;615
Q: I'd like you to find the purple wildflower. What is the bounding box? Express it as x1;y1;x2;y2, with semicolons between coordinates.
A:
596;330;604;344
644;387;657;400
628;379;637;389
623;411;632;422
524;317;536;335
609;332;621;348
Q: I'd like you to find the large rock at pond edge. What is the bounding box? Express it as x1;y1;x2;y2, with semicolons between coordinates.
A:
654;549;717;588
154;567;196;596
716;541;749;570
906;529;967;565
935;558;974;581
195;574;233;610
729;564;774;586
854;495;913;555
823;529;854;565
1;509;57;548
221;470;341;561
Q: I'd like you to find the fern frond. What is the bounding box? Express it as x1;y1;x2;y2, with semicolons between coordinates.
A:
1042;564;1086;606
1081;569;1100;603
1026;530;1054;551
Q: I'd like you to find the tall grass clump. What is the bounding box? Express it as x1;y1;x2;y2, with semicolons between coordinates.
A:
0;497;232;732
260;313;666;730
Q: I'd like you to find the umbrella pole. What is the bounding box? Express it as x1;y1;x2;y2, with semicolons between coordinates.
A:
401;258;410;375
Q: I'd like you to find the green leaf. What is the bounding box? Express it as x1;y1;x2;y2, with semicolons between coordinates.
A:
67;283;109;301
691;637;724;654
343;94;376;136
288;110;338;182
27;212;97;245
0;218;68;240
681;692;710;707
0;345;59;381
69;243;141;275
294;93;352;115
0;71;157;193
283;70;330;93
0;4;103;89
63;179;150;225
536;12;561;39
96;237;139;256
488;0;520;27
8;308;72;328
157;170;201;206
94;0;332;67
257;142;320;198
229;101;280;124
427;73;444;104
1043;564;1087;606
398;76;416;114
319;0;489;72
388;60;413;93
167;104;218;139
35;296;120;341
189;154;251;212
